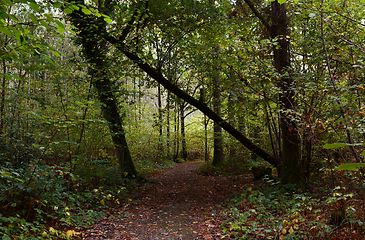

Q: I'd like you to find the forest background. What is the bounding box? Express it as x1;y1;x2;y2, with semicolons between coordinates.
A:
0;0;365;239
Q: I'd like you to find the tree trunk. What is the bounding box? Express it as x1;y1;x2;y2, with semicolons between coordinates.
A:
200;88;210;162
0;58;6;135
228;93;236;158
204;114;209;162
166;91;171;158
157;84;163;158
173;102;180;161
212;78;223;166
271;1;302;187
70;14;138;178
180;102;188;160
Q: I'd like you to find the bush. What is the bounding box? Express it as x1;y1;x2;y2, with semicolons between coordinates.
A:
221;179;365;239
0;149;132;239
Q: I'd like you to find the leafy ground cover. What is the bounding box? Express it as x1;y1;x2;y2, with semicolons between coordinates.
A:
220;180;364;239
0;151;150;239
0;132;182;239
0;159;132;239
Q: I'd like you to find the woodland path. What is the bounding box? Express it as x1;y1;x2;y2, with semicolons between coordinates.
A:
81;161;252;240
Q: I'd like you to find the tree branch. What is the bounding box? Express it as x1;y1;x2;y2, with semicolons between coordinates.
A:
101;34;280;167
243;0;271;34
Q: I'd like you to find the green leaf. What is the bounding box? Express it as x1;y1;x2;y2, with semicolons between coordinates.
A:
57;25;65;34
45;13;53;22
34;49;41;55
29;2;40;12
8;13;19;22
0;26;12;37
323;143;350;149
323;143;363;149
0;171;12;178
335;163;365;171
14;29;21;41
81;8;92;15
29;13;39;24
0;11;8;21
278;0;286;4
55;20;65;29
55;20;65;34
52;50;60;57
69;4;80;11
104;17;112;23
53;2;62;8
64;8;73;14
40;20;49;29
1;0;13;6
44;55;55;65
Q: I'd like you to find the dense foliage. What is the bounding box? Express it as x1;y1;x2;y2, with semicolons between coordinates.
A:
1;0;364;238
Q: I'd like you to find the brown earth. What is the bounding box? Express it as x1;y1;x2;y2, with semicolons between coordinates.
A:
81;161;252;240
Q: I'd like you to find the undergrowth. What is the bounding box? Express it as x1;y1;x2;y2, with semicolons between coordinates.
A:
0;157;137;239
197;158;251;176
221;178;365;239
136;157;177;177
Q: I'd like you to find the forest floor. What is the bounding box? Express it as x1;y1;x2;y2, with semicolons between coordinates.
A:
80;161;251;239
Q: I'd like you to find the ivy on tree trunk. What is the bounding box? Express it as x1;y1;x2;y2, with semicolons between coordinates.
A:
68;9;138;178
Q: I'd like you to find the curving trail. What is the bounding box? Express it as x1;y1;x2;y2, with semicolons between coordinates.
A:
82;161;251;240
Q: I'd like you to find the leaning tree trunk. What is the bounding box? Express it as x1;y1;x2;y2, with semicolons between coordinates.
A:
89;4;281;170
69;13;138;177
271;1;302;187
117;43;280;168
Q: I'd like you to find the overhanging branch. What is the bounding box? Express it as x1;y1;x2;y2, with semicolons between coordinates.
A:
102;34;280;167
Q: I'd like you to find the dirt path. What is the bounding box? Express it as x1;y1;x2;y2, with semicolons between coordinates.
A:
82;161;251;239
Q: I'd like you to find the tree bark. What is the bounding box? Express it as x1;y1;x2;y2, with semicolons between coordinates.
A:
271;1;302;186
200;88;210;162
212;78;223;166
157;84;163;157
173;102;180;161
166;91;171;158
180;102;188;160
0;58;6;135
69;12;138;177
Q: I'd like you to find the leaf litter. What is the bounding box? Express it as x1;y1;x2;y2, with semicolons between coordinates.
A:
81;161;252;239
